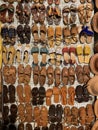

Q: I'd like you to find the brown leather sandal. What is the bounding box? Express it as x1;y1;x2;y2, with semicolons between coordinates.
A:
46;89;53;106
63;27;71;45
60;86;67;105
33;107;40;126
31;4;39;23
16;85;24;103
38;4;45;24
0;4;7;23
55;67;61;87
7;4;14;23
39;67;46;87
68;86;75;105
53;87;60;103
8;46;15;65
47;65;54;86
25;103;33;122
24;65;31;84
18;104;25;122
18;64;24;84
32;24;39;43
33;65;40;85
62;67;68;85
68;66;75;85
55;26;62;46
2;46;8;65
62;6;70;25
47;26;54;47
24;85;32;103
40;24;47;44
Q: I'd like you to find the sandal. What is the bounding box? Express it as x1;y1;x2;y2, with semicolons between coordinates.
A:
26;124;32;130
18;104;25;122
48;105;56;123
0;4;7;23
2;46;8;65
23;45;30;64
32;24;39;43
70;4;77;24
24;65;31;85
46;89;53;106
38;4;45;24
48;48;55;65
48;0;53;5
53;87;60;103
8;85;15;103
33;65;40;85
62;46;70;65
55;67;61;87
33;107;40;126
7;4;14;23
62;6;70;25
24;24;31;44
40;24;47;44
68;86;75;105
39;67;46;87
24;4;31;24
63;26;71;45
8;26;16;45
39;86;46;105
24;85;31;103
56;47;62;66
83;65;90;84
62;67;68;85
53;7;61;25
18;64;24;84
25;103;33;122
47;6;53;25
68;66;75;85
55;26;62;46
76;45;84;63
31;46;39;67
16;85;24;103
47;65;54;86
31;4;39;23
69;46;76;64
47;26;54;47
40;46;48;66
86;3;93;23
60;86;67;105
84;45;91;64
8;46;15;65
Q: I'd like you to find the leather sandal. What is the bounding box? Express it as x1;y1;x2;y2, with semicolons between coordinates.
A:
8;26;16;45
18;123;24;130
39;67;46;87
33;65;40;85
2;46;8;65
47;26;54;47
62;6;70;25
48;48;55;65
26;123;32;130
76;45;84;63
18;64;24;84
60;86;67;105
55;26;62;46
31;46;39;67
38;4;45;24
68;86;75;105
8;85;15;103
62;46;70;65
24;4;31;24
8;46;16;65
48;104;56;123
68;66;75;85
47;6;53;25
23;45;30;64
55;67;61;87
63;26;71;45
3;85;9;103
53;7;61;25
31;4;39;23
70;4;77;24
40;46;48;66
18;104;25;122
24;85;31;103
55;104;63;123
24;65;31;84
83;65;90;84
79;107;86;125
64;106;72;125
16;85;24;103
84;45;91;64
69;46;76;64
53;86;60;103
47;65;54;86
7;4;14;23
46;88;53;106
32;24;39;43
39;86;46;105
62;67;68;85
49;124;56;130
56;47;62;66
0;4;7;23
33;106;40;126
25;103;33;122
31;87;39;105
40;24;47;44
86;3;93;23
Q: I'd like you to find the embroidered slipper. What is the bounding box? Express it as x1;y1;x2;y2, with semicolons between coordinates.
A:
62;67;68;85
31;46;39;67
39;67;46;87
69;46;76;64
76;45;84;63
53;87;60;103
2;46;8;65
84;45;91;64
55;26;62;46
47;65;54;86
8;46;16;65
55;67;61;87
33;65;39;85
56;47;62;66
40;46;48;66
16;85;24;103
63;26;71;45
62;46;70;65
46;88;53;106
48;48;55;65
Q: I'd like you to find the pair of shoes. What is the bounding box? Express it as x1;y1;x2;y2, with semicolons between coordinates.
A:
76;44;91;64
48;47;62;66
47;6;61;25
62;4;77;25
31;46;48;67
1;25;16;45
2;45;15;65
31;4;45;24
32;24;46;44
17;24;31;44
62;46;76;65
16;3;31;24
0;4;14;23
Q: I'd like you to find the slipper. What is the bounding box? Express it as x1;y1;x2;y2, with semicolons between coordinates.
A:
68;66;75;85
55;67;61;87
7;4;14;23
47;6;53;25
24;85;31;103
62;6;70;25
18;64;24;84
47;65;54;85
48;48;55;65
60;86;67;105
56;47;62;66
62;46;70;65
2;46;8;65
40;46;48;66
62;67;68;85
0;4;7;23
39;67;46;87
32;24;39;43
23;45;30;64
16;85;24;103
53;7;61;25
38;4;45;24
63;26;71;45
40;24;47;44
76;45;84;63
55;26;62;46
46;88;53;106
69;46;76;64
84;45;91;64
53;87;60;103
33;65;40;85
68;86;75;105
31;46;39;67
31;4;39;23
8;46;16;65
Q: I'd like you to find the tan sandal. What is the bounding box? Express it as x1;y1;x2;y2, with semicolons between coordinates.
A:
63;26;71;45
53;86;60;103
2;45;8;65
24;85;31;103
60;86;67;105
32;24;39;43
76;45;84;63
84;45;91;64
55;26;62;46
47;26;54;47
46;89;53;106
17;85;24;103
